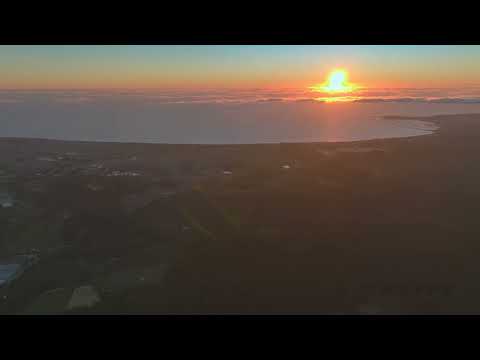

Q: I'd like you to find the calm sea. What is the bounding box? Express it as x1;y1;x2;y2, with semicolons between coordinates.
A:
1;99;480;144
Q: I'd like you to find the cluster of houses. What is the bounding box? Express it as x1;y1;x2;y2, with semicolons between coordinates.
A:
222;164;292;176
106;170;141;177
33;158;144;178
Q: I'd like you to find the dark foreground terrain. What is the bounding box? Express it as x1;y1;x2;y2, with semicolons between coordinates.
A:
1;114;480;314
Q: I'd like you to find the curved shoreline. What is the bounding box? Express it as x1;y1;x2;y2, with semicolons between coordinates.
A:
0;118;438;146
16;112;480;147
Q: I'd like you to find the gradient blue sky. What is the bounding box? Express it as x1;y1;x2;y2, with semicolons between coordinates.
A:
1;45;480;89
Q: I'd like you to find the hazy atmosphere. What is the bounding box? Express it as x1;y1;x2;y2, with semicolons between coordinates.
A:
2;46;480;144
3;45;480;315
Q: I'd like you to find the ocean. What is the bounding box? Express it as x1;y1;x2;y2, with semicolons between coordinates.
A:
1;96;480;144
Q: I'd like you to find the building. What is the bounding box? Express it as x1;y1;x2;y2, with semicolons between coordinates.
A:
0;263;22;287
0;192;14;208
0;255;39;288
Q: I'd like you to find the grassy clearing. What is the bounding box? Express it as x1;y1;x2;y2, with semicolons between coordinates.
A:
23;287;73;314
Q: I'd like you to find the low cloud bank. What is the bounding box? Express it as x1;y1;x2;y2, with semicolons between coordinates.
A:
2;87;480;105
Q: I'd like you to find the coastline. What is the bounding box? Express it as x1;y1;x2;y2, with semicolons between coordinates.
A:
0;114;445;147
3;113;480;314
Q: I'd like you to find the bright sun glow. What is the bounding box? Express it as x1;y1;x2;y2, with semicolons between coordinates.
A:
309;69;358;94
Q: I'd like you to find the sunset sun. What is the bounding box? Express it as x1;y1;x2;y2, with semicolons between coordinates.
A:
310;69;358;94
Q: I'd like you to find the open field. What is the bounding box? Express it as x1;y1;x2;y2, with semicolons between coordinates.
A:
1;114;480;314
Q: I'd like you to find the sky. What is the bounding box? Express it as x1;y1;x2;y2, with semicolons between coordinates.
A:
2;45;480;90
